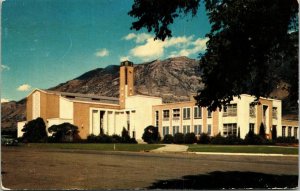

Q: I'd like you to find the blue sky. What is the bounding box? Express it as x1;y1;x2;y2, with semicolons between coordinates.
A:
1;0;211;102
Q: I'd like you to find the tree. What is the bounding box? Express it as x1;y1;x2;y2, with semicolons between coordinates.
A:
121;127;131;143
21;117;47;142
259;123;266;139
129;0;298;111
272;126;277;140
142;125;161;144
48;123;79;142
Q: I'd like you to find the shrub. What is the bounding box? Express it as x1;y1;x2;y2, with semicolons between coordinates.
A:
129;138;138;144
276;136;299;144
211;133;226;144
272;126;277;140
259;123;266;139
121;127;131;143
87;134;97;143
98;134;113;143
173;133;184;144
111;134;122;143
163;134;174;144
225;135;244;145
244;131;266;145
142;125;161;144
197;133;211;144
21;117;48;143
48;123;79;142
184;133;197;144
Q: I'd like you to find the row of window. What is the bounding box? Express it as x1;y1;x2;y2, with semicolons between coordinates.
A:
161;107;212;121
249;105;278;119
282;126;298;138
162;124;212;137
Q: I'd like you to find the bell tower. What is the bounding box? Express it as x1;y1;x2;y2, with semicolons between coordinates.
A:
119;61;134;109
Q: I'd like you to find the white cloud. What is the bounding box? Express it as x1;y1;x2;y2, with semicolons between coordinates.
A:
1;64;10;71
123;33;152;43
169;37;209;57
120;56;130;62
17;84;31;91
95;48;109;57
1;98;10;103
123;32;209;61
130;39;165;60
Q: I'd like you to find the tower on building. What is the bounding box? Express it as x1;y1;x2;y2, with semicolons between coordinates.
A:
119;61;134;109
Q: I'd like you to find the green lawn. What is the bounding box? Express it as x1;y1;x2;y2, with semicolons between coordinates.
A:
188;145;299;155
23;143;163;152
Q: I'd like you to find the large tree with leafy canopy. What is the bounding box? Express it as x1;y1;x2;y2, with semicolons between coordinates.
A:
129;0;298;111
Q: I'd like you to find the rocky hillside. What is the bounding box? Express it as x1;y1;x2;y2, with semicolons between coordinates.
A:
1;56;203;129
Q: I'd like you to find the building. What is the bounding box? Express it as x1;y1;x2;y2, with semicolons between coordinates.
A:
153;95;283;139
18;61;298;140
18;61;162;140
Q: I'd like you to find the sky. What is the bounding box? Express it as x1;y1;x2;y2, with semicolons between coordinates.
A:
1;0;211;102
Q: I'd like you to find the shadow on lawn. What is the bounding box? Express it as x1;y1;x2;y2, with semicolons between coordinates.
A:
148;171;298;189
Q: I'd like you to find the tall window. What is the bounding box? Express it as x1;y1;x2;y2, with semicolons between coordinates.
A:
223;104;237;117
194;107;202;119
172;126;180;136
207;109;212;118
173;109;180;119
272;107;278;119
249;123;255;133
163;110;170;120
223;123;237;136
282;126;286;137
194;125;202;135
249;105;256;117
207;124;212;135
288;126;292;137
183;108;191;119
183;125;190;134
294;127;298;139
163;126;169;137
155;111;159;127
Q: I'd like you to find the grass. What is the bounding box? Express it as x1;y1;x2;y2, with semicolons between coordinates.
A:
23;143;164;152
188;145;299;155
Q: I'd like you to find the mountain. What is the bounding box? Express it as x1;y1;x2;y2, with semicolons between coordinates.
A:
1;56;203;129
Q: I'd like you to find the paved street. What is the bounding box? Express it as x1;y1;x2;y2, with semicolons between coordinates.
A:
1;146;298;189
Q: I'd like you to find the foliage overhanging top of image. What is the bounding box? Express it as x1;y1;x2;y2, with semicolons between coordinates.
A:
129;0;298;111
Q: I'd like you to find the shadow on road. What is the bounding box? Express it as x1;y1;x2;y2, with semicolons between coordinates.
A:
148;171;298;189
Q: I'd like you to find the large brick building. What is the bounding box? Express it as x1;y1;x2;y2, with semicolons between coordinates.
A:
18;61;298;141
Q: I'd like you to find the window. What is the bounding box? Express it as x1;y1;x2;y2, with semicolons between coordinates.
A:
294;127;298;139
194;107;202;119
223;104;237;117
163;126;169;137
288;126;292;137
155;111;159;127
194;125;202;135
207;124;212;135
163;110;170;120
207;109;212;118
249;105;256;117
173;109;180;119
272;107;277;119
282;126;286;137
249;123;255;133
223;123;237;136
172;126;180;136
183;108;191;119
183;125;190;134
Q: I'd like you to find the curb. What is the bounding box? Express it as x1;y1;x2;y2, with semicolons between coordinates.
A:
190;152;299;157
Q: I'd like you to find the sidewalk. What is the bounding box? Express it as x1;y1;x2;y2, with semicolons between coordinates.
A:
151;144;188;153
151;144;298;157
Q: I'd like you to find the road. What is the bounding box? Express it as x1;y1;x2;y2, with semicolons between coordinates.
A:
1;146;298;189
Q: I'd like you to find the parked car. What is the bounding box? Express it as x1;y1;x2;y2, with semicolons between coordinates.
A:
1;135;18;146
